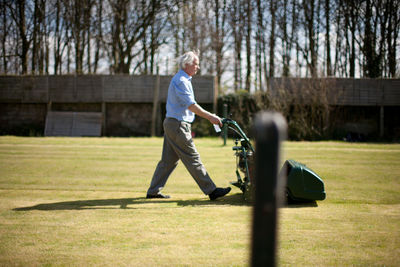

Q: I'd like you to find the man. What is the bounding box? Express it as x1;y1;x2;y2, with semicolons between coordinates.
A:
146;51;231;200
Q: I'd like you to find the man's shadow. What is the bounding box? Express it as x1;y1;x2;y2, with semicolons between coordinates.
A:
13;193;250;211
13;193;317;211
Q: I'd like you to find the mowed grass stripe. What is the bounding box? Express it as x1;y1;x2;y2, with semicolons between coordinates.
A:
0;137;399;266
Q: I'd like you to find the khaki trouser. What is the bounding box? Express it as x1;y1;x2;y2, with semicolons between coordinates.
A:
147;117;217;195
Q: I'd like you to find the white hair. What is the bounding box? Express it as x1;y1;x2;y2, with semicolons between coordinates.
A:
178;51;199;69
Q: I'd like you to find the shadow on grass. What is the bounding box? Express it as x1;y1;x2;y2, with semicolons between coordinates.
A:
13;193;319;211
284;201;318;208
13;193;250;211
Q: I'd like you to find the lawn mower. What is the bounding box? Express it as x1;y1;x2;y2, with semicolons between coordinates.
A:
221;118;255;200
221;118;326;203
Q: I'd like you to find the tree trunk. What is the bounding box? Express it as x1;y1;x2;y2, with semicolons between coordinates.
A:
269;0;276;78
93;0;102;73
362;0;380;78
325;0;332;76
245;0;252;91
17;0;29;74
387;0;399;77
256;0;265;90
349;1;357;78
85;0;92;74
31;0;38;74
303;0;317;77
1;0;8;73
214;0;227;92
231;0;243;91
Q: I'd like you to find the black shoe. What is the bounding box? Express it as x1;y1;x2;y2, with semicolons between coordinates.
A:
146;193;170;199
209;187;231;200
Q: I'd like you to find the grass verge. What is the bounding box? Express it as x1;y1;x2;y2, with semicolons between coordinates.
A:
0;136;399;266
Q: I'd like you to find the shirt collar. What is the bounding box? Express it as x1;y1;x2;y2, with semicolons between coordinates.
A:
179;69;192;81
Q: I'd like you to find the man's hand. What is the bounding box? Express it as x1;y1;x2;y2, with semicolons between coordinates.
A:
208;113;222;127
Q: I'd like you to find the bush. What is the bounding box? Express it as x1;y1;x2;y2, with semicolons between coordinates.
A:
191;118;215;137
218;79;334;140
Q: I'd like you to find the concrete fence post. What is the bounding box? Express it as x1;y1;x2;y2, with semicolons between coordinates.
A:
251;112;287;267
151;67;160;137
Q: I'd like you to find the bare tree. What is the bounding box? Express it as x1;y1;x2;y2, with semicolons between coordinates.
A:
278;0;294;77
148;1;170;74
105;0;160;74
169;1;182;64
0;0;399;79
291;0;300;77
92;0;103;73
269;0;277;78
85;0;94;73
386;0;400;77
255;0;267;90
342;0;359;78
209;0;230;92
230;0;245;91
52;0;61;74
0;0;9;73
324;0;332;76
302;0;319;77
8;0;33;74
333;0;345;76
31;0;39;73
244;0;252;91
62;0;90;74
362;0;382;78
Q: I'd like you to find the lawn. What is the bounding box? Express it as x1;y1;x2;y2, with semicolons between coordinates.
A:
0;136;399;266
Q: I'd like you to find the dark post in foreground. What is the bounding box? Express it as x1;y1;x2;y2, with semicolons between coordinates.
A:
251;112;287;267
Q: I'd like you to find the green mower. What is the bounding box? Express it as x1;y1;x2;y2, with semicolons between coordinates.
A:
221;118;326;203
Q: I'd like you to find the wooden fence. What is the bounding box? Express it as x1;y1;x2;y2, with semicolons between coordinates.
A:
269;78;400;106
0;75;398;138
0;74;217;104
0;74;217;136
268;78;399;139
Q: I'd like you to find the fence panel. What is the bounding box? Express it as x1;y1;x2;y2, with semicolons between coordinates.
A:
45;111;102;136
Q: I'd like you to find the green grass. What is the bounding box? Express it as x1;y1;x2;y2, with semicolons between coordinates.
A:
0;136;399;266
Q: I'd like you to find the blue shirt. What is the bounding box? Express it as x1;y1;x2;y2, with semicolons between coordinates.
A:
166;69;197;123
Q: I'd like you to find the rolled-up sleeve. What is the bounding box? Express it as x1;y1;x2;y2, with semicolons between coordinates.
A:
173;78;197;108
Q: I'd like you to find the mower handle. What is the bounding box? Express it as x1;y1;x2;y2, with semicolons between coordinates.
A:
221;118;254;152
